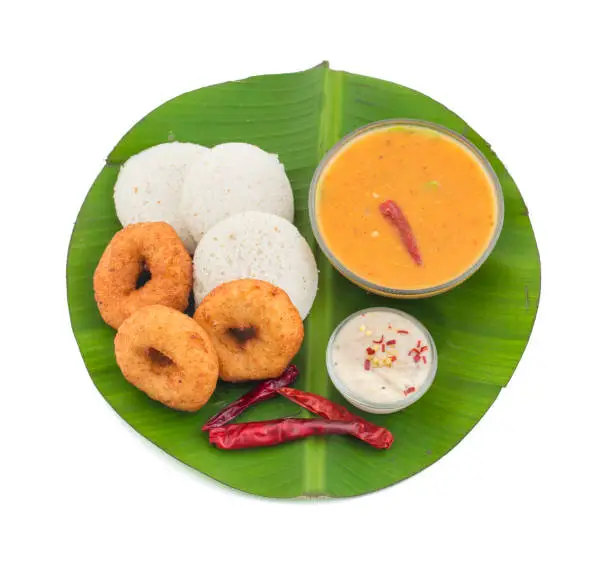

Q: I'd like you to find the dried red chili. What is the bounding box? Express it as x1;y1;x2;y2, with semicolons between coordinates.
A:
278;387;393;449
208;418;363;450
201;365;298;431
379;200;422;266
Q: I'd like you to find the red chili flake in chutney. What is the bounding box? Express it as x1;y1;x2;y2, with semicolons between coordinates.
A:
403;386;416;396
386;339;397;346
379;200;423;266
366;347;376;355
364;359;371;371
409;340;429;364
397;329;409;335
373;335;385;344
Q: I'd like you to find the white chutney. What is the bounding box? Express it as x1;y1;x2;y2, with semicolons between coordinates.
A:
326;308;437;414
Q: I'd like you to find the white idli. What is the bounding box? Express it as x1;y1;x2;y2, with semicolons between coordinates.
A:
180;143;294;246
193;211;318;319
113;142;209;253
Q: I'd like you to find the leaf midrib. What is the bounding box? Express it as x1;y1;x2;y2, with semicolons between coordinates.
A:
302;64;344;497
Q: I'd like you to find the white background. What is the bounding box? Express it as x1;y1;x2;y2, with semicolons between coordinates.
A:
2;1;611;560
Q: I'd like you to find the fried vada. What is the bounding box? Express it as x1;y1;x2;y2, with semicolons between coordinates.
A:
94;222;192;329
194;279;304;382
114;305;219;411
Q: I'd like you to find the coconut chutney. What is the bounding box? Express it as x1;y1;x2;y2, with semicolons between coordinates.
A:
327;308;437;413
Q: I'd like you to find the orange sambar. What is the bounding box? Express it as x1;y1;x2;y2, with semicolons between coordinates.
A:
314;123;501;293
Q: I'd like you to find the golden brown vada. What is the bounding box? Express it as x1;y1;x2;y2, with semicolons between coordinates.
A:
114;305;219;412
193;279;304;382
94;222;192;329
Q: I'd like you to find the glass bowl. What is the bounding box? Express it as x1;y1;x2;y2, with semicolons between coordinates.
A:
308;118;505;298
326;307;438;414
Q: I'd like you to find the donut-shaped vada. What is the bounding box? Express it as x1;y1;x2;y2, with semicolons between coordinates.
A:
194;279;304;382
114;305;219;412
94;222;192;329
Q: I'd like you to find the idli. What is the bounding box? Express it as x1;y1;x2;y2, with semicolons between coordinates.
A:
114;142;209;253
180;143;294;245
193;211;318;319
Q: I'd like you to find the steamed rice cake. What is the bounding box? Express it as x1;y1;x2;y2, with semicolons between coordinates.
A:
180;143;294;246
193;211;318;319
113;142;209;253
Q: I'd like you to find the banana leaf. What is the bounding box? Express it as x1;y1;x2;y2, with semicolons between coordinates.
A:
67;62;540;498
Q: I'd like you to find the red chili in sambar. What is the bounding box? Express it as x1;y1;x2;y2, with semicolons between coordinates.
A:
315;125;499;290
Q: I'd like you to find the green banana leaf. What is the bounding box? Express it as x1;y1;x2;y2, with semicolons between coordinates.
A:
67;62;540;499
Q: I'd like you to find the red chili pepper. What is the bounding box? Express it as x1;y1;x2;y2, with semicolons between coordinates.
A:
414;354;421;363
366;347;376;355
373;335;384;344
422;356;427;364
420;345;429;352
209;418;365;450
379;200;423;266
417;340;422;348
278;388;393;449
201;365;298;430
390;355;397;362
386;339;397;346
397;330;409;335
381;343;386;352
403;386;416;396
364;359;371;371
